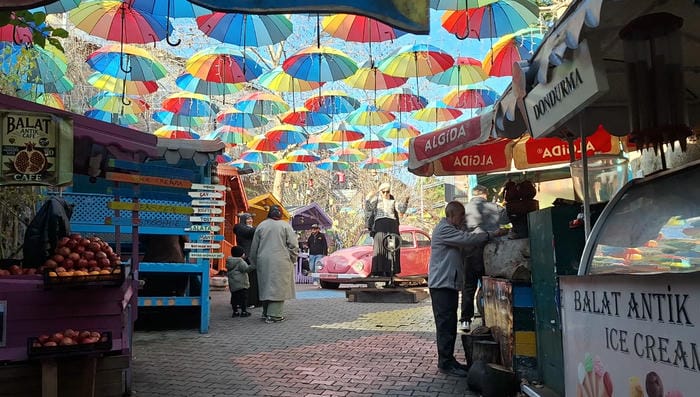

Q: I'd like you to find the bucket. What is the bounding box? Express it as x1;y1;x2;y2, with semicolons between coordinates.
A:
570;155;628;203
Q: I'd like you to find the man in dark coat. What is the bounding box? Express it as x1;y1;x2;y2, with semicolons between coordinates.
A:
233;213;259;306
306;224;328;285
23;196;73;268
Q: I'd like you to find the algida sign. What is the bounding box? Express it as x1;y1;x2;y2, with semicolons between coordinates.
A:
1;110;73;186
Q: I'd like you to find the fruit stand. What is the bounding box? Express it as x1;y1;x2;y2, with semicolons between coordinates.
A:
0;95;158;397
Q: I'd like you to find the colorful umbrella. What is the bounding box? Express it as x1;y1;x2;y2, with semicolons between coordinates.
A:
217;109;269;128
377;44;454;78
426;57;488;86
345;104;395;126
247;135;285;152
87;43;167;82
343;63;407;91
272;159;306;172
280;107;332;127
316;159;350;171
233;91;289;115
284;149;321;163
322;14;407;65
186;45;264;84
197;12;292;47
240;150;279;163
175;73;242;96
84;109;140;126
377;146;410;162
375;88;427;113
129;0;211;18
320;122;364;142
19;76;74;94
378;121;421;139
89;91;150;114
483;27;543;77
230;159;264;172
412;101;463;125
162;91;219;117
331;147;367;162
304;90;360;114
204;125;254;145
215;153;233;163
152;110;206;127
301;136;340;151
443;87;499;109
87;72;159;96
20;92;65;110
30;0;82;14
430;0;499;10
0;43;67;84
257;67;324;93
360;157;393;170
282;46;358;83
352;137;392;149
153;125;200;139
264;124;308;146
69;1;169;44
441;0;539;40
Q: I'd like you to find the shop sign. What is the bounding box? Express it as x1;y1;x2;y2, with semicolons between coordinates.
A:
560;273;700;397
525;40;609;138
0;110;73;186
0;300;5;347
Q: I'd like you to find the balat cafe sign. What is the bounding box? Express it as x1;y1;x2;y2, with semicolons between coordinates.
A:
0;110;73;186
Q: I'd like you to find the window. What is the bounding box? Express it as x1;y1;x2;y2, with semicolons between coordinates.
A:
415;232;431;247
400;232;414;247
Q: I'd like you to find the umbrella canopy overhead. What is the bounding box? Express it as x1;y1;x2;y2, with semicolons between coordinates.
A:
0;43;68;84
186;45;264;84
230;159;264;172
129;0;212;18
430;0;499;10
153;125;200;139
161;91;219;117
361;157;393;170
302;134;341;151
205;125;254;145
316;159;349;171
233;91;289;115
217;109;269;128
20;92;65;110
412;100;463;123
280;107;332;127
197;12;293;47
331;147;367;162
240;150;279;163
304;90;360;114
320;122;365;142
377;146;410;162
375;88;427;112
87;72;159;96
19;76;74;94
272;159;306;172
282;46;359;83
175;73;242;96
352;137;391;149
84;108;140;126
443;87;499;109
378;121;421;139
30;0;82;14
152;109;206;127
343;63;408;91
89;91;150;114
87;43;167;82
257;66;324;93
345;103;395;126
284;149;321;163
322;13;407;43
441;0;539;40
377;43;454;78
482;27;543;77
264;124;309;146
427;56;488;86
69;1;169;44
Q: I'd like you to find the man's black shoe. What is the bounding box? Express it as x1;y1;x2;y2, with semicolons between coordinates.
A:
438;365;468;377
452;361;470;371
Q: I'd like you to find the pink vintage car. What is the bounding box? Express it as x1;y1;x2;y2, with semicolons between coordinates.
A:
315;225;431;289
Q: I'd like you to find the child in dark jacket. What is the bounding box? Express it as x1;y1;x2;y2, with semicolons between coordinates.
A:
226;246;255;317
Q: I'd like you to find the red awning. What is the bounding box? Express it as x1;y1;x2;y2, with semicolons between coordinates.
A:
408;113;494;174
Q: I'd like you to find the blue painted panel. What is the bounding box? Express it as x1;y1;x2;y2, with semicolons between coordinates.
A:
513;285;534;308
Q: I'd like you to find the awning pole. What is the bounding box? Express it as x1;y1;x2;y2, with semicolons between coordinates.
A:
580;116;592;238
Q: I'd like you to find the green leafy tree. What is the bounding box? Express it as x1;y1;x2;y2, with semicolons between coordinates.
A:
0;10;68;51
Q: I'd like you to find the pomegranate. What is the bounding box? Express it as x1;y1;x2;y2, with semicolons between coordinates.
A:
44;259;57;269
78;259;88;268
69;233;82;240
75;245;86;254
63;259;74;270
78;330;91;340
59;237;70;246
55;266;66;273
51;332;64;342
59;337;75;346
80;238;91;247
95;251;107;260
52;254;64;263
38;335;50;344
43;341;57;347
57;246;71;257
13;142;46;174
9;265;21;275
88;242;101;252
68;252;80;262
98;258;110;268
66;239;78;249
83;251;95;261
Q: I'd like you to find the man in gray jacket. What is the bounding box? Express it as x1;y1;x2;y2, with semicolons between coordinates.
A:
428;201;507;377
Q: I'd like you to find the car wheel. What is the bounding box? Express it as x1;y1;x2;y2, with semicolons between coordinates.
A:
319;280;339;289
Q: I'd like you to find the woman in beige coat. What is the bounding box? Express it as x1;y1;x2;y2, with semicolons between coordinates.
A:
249;205;299;323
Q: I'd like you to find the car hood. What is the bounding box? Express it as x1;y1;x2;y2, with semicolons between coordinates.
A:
320;246;373;274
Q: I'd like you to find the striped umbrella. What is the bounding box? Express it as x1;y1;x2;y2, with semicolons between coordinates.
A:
186;45;263;84
345;104;395;126
175;73;242;96
153;125;200;139
320;122;364;142
162;91;219;117
316;159;350;171
152;110;206;127
84;109;140;126
284;149;321;163
304;90;361;114
360;157;393;170
443;86;499;109
280;107;332;127
204;125;254;145
331;147;367;162
240;150;279;163
375;88;427;113
283;46;358;83
217;109;269;129
89;91;150;114
412;101;463;126
377;146;410;162
272;159;306;172
88;72;159;96
233;91;289;115
230;159;264;172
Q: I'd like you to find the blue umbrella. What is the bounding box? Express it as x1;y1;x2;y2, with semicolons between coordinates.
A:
175;73;242;96
84;109;140;126
30;0;82;14
217;109;269;129
240;150;279;163
19;76;74;94
152;110;207;127
130;0;211;18
197;12;293;47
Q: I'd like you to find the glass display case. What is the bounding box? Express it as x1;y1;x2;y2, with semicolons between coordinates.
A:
579;160;700;275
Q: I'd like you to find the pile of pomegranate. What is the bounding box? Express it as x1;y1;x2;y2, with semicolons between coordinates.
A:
31;329;108;348
0;265;37;276
43;234;122;277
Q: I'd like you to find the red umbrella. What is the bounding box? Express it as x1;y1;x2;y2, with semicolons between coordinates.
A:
376;88;428;113
69;1;169;44
322;13;407;65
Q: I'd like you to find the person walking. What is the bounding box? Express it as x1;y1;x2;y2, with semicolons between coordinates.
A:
307;224;328;285
428;201;506;377
365;182;408;277
226;246;254;318
460;185;510;332
234;213;260;308
249;205;299;323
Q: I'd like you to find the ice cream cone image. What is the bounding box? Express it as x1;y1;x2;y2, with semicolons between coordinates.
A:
630;376;643;397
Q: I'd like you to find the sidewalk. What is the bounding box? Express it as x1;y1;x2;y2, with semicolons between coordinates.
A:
131;285;478;397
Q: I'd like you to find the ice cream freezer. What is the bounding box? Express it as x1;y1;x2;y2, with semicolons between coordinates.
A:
553;160;700;397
